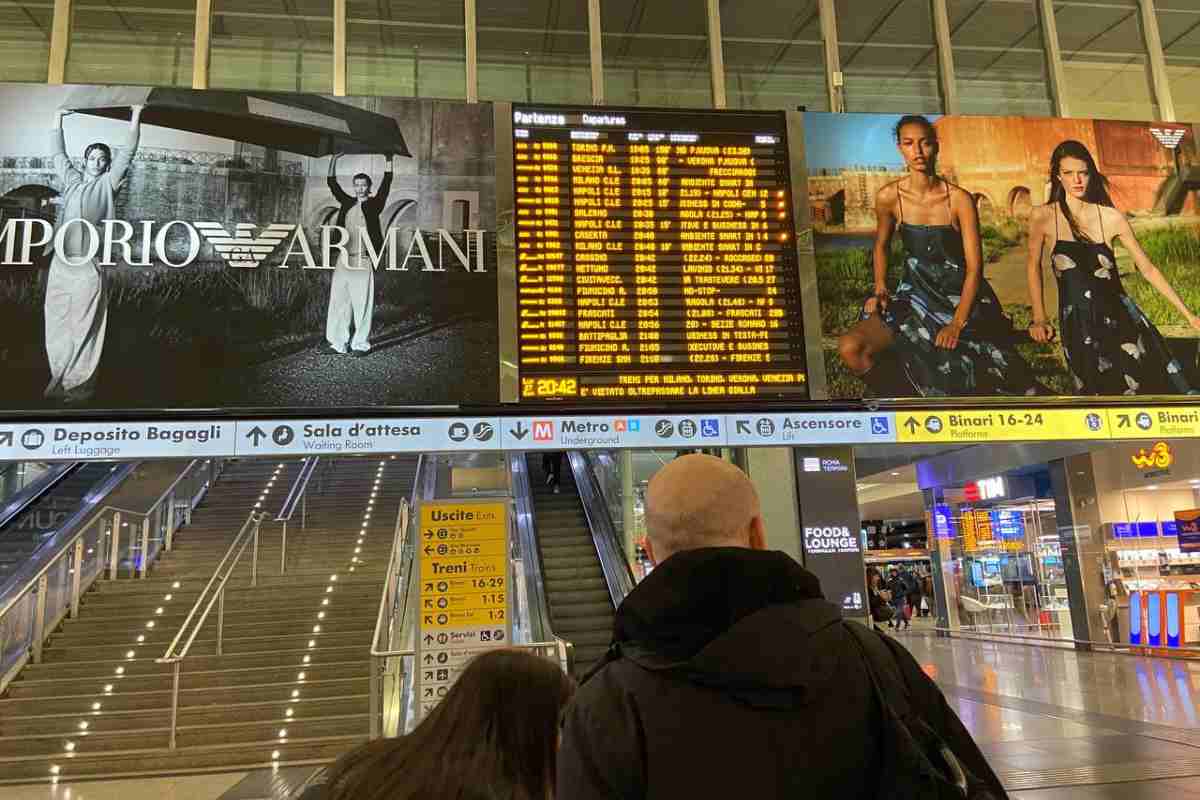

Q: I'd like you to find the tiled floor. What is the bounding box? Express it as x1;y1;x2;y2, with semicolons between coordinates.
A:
10;636;1199;798
899;632;1200;797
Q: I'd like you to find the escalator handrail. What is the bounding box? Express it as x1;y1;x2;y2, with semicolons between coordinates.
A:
370;452;430;657
509;453;554;643
567;451;636;609
0;463;80;530
0;462;140;619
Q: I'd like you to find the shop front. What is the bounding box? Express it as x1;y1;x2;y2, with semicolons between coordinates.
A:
900;441;1200;654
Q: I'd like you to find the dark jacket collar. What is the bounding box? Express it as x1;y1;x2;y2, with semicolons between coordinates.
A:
614;547;828;661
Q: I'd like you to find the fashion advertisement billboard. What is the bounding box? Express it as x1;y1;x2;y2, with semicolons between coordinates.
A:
0;84;497;412
807;112;1200;401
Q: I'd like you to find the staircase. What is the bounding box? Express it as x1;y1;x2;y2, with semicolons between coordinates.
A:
0;455;416;784
526;454;615;677
0;463;122;584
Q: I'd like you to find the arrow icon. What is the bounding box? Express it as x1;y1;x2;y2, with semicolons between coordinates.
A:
423;634;434;645
1118;414;1130;428
424;671;433;681
423;615;433;625
904;417;920;434
424;545;433;556
0;431;11;447
423;653;434;664
735;420;751;435
424;530;434;540
510;421;529;440
246;426;268;446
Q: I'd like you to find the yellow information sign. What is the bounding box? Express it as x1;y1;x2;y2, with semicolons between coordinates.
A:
896;408;1109;444
416;501;511;721
1106;407;1200;439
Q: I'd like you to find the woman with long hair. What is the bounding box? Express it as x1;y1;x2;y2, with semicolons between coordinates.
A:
1026;140;1200;395
837;115;1043;397
315;648;575;800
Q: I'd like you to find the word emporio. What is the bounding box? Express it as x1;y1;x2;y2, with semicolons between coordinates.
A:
0;218;490;273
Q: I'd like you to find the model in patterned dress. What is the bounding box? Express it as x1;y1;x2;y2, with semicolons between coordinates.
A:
838;115;1044;397
1026;140;1200;395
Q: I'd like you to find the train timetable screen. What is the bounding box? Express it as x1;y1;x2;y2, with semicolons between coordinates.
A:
512;105;809;403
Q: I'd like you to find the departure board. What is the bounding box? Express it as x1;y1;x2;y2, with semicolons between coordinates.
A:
512;105;809;403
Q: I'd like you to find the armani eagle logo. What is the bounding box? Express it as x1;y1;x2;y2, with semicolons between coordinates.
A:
193;222;297;268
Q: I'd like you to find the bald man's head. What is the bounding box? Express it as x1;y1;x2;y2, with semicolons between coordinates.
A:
643;454;766;563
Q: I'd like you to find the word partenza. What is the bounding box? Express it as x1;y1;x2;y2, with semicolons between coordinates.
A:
0;219;489;273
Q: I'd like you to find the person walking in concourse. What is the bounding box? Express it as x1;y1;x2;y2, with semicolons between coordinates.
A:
558;454;1005;799
304;649;574;800
325;152;393;356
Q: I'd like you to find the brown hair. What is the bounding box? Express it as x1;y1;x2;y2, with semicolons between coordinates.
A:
1048;139;1115;244
322;648;575;800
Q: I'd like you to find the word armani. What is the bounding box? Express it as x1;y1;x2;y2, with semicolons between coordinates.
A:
0;218;490;272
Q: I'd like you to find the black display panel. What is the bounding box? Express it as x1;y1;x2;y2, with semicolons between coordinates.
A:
512;105;808;403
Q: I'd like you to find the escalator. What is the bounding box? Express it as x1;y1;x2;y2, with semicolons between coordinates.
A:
525;454;618;677
0;463;123;585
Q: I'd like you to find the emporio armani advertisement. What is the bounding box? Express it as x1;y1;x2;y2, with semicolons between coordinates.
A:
0;84;498;411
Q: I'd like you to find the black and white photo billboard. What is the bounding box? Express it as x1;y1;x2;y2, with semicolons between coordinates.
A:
0;84;498;413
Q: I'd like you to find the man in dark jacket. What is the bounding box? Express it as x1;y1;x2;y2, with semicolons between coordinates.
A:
324;152;393;355
557;454;1004;799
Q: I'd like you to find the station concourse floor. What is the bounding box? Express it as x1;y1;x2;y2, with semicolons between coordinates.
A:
2;637;1198;799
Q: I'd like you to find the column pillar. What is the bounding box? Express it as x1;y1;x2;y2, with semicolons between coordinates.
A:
744;447;802;561
1048;455;1107;648
705;0;728;109
817;0;844;112
1037;0;1070;117
620;450;636;564
1138;0;1176;121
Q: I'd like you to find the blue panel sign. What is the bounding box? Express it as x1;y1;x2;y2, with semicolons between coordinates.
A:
1147;592;1162;647
1162;521;1178;537
1137;521;1160;538
1113;522;1136;539
1130;591;1143;645
933;504;954;540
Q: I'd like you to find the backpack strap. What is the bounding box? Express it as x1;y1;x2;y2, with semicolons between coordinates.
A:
843;621;915;719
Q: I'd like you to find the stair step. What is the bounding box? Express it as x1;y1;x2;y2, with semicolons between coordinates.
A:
0;735;363;784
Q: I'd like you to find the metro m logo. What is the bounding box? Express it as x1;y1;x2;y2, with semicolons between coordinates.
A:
194;222;296;268
533;421;554;442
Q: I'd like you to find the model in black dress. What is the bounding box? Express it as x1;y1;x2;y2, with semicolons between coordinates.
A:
1027;140;1200;395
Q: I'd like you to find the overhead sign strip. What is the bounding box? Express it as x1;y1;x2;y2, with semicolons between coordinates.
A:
6;407;1200;461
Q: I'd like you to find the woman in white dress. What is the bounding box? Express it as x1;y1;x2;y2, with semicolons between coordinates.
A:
45;104;143;403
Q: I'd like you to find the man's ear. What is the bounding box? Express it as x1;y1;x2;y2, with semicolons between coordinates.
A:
748;515;767;551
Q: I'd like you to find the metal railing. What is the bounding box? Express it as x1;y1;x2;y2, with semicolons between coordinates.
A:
158;509;266;749
930;626;1200;660
367;455;573;739
274;457;320;574
508;453;554;644
568;451;635;608
0;458;222;694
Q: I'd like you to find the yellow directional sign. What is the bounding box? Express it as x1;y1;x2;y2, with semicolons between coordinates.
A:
420;606;509;629
416;500;510;722
421;575;506;595
896;408;1108;444
420;554;506;581
421;591;507;613
1107;407;1200;439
